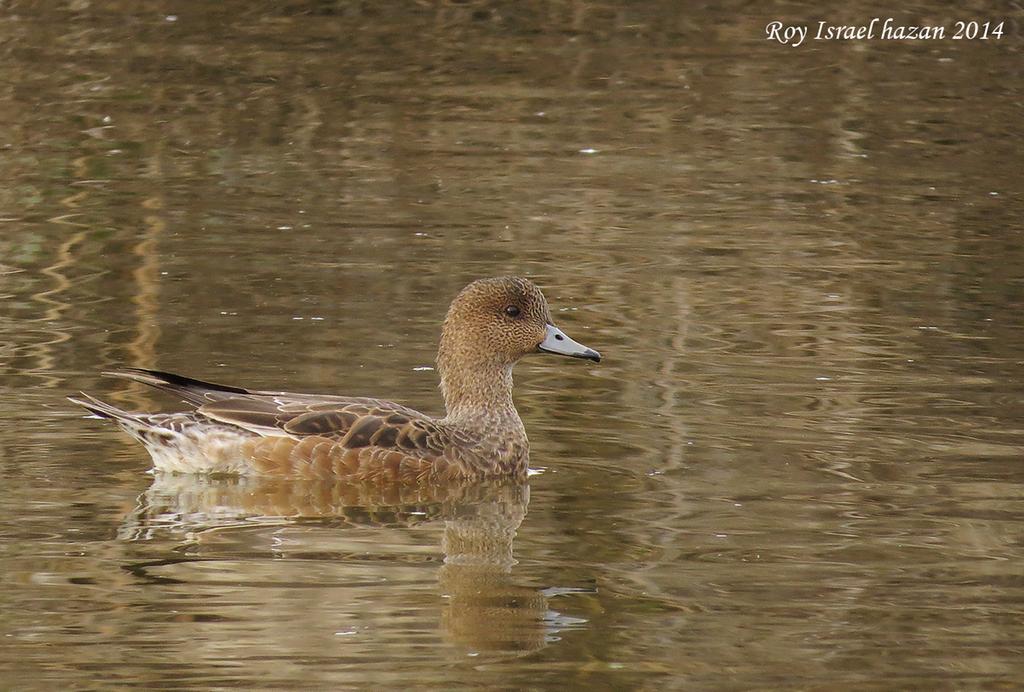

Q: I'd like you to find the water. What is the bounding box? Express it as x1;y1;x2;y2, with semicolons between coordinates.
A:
2;2;1023;688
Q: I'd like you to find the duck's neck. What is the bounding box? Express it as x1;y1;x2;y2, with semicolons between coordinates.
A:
435;333;530;476
437;353;520;426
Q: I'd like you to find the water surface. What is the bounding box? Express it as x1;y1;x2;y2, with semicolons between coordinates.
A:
2;2;1023;688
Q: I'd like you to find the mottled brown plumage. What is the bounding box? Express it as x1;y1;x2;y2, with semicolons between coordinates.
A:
70;277;600;480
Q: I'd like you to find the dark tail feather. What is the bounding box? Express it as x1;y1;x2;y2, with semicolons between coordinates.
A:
68;393;141;423
102;368;251;405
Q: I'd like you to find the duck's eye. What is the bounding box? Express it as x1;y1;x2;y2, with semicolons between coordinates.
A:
504;305;521;318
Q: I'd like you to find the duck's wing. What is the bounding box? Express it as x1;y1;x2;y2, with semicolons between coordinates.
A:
104;368;256;405
105;369;426;413
198;395;447;451
102;369;459;473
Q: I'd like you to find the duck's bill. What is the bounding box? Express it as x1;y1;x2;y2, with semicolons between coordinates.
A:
538;324;601;362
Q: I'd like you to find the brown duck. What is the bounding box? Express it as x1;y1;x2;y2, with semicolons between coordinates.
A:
70;276;600;480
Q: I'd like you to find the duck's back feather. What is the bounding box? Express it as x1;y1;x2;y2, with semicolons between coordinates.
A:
198;395;448;455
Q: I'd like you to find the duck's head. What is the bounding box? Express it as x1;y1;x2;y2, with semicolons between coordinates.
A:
438;276;601;372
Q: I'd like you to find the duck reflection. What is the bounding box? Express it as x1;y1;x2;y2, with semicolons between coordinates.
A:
119;474;572;655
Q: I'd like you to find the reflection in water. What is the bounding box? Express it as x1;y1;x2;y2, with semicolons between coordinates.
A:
120;474;565;655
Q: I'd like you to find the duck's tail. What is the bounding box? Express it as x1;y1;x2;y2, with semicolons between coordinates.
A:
70;392;218;473
69;392;165;448
68;392;142;423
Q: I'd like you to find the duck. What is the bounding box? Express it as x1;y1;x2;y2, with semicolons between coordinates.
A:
69;276;600;480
